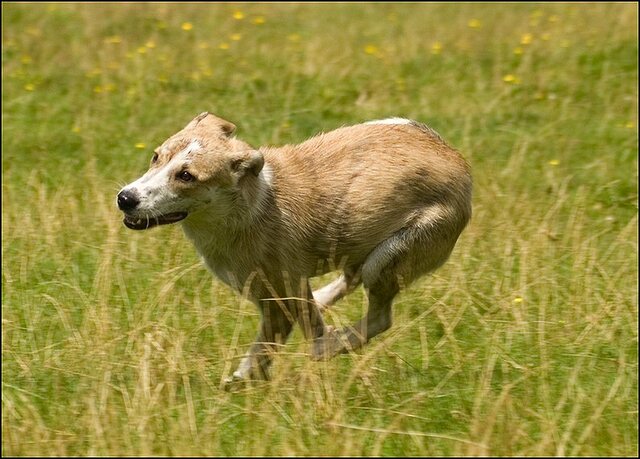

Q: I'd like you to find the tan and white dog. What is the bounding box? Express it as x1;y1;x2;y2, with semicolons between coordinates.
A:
117;112;472;384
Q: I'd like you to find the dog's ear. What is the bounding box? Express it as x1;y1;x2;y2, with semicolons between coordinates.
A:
231;149;264;178
186;112;236;137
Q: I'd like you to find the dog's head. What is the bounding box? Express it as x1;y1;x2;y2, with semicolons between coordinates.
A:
117;112;264;230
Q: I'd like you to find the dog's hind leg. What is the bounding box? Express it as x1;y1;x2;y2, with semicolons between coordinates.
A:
311;273;398;360
311;204;462;360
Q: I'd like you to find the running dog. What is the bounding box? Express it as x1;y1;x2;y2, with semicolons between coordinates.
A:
117;112;472;384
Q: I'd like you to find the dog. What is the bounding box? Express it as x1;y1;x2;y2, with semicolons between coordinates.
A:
117;112;472;384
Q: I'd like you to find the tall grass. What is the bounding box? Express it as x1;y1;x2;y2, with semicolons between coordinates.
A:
2;3;637;456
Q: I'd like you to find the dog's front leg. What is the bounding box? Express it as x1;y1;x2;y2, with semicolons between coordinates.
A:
295;281;329;341
224;298;296;387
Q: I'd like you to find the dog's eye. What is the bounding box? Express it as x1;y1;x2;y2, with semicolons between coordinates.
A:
177;170;194;182
151;153;158;163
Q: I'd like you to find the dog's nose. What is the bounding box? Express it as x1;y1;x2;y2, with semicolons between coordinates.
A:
117;189;140;211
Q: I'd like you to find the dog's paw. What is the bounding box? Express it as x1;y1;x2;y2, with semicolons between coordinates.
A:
221;371;249;391
221;366;272;391
311;327;352;361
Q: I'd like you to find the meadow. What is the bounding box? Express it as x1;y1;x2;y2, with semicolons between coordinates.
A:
2;3;638;456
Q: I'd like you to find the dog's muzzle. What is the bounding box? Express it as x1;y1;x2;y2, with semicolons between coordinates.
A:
122;212;188;230
117;189;187;230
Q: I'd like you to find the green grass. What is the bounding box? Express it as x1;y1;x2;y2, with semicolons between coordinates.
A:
2;3;638;456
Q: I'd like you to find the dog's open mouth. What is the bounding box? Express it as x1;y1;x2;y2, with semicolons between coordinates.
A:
123;212;188;230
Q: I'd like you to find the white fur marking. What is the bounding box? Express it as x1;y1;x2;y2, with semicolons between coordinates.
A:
186;139;202;154
250;162;273;214
313;274;346;307
122;140;203;209
260;162;274;187
365;117;412;126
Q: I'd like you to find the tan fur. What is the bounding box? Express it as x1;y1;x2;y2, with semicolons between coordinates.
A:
117;113;472;385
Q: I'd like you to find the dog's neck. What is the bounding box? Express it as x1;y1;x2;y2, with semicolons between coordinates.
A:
180;159;274;258
242;160;274;219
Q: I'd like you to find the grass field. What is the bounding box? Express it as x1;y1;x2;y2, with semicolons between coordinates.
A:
2;3;638;456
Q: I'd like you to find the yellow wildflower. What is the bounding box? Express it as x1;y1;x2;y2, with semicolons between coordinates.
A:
104;35;122;44
24;83;35;91
430;41;442;55
548;159;560;166
135;143;146;149
230;33;242;41
468;19;482;29
364;44;379;55
502;74;520;84
145;40;156;49
252;16;265;25
513;296;523;304
181;22;193;31
513;46;524;55
233;11;245;20
520;33;533;45
219;43;230;50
